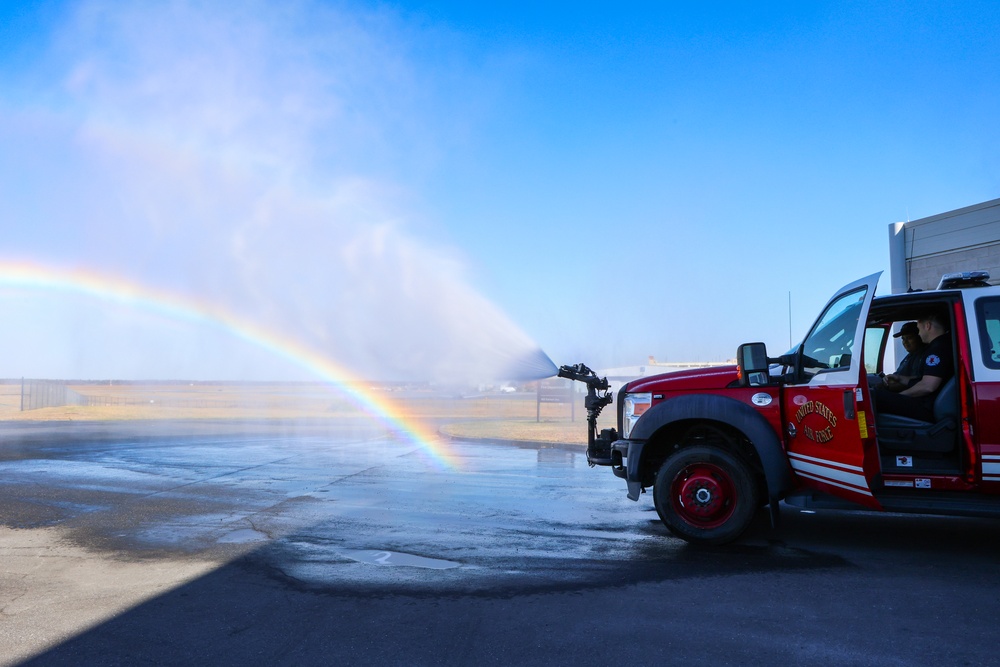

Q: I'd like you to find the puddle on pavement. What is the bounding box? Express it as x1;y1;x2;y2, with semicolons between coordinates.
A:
217;528;269;544
339;549;460;570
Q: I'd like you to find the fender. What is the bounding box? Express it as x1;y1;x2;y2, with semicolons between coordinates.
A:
630;393;794;501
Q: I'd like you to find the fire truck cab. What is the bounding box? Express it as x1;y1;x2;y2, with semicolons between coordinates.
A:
563;270;1000;545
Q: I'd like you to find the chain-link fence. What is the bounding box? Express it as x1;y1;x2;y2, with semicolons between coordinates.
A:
20;380;86;411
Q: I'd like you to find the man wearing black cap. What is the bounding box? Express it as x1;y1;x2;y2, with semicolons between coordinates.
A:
883;321;927;391
874;313;953;420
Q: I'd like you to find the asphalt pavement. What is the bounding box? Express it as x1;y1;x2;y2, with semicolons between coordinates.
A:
2;420;999;666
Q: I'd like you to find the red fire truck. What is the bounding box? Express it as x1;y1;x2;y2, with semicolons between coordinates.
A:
560;271;1000;544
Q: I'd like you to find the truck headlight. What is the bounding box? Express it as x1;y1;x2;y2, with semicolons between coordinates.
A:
622;393;652;439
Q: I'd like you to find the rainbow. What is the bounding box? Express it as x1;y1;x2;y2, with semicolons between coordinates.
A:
0;258;458;468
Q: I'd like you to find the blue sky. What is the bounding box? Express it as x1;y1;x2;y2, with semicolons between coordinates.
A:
405;1;1000;361
1;1;998;380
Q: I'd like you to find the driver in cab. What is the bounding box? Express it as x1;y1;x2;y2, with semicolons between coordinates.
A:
882;321;927;391
873;312;953;421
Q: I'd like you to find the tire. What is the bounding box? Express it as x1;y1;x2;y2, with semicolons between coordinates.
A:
653;445;759;545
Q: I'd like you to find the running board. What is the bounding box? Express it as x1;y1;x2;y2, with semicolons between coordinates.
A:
784;489;1000;519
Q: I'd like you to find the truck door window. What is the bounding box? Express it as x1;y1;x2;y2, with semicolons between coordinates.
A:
800;287;867;380
864;326;887;374
975;296;1000;369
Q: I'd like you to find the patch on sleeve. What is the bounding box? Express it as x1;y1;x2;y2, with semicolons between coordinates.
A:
925;354;941;367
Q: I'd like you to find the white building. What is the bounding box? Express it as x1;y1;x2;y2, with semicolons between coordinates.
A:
889;198;1000;293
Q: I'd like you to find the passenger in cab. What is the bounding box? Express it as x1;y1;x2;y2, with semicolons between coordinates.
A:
873;312;953;421
883;321;927;391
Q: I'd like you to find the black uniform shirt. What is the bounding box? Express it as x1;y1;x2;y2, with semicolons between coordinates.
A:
912;333;953;411
895;349;925;380
918;334;953;382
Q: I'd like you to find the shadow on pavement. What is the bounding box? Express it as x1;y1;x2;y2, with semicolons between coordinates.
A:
22;508;1000;666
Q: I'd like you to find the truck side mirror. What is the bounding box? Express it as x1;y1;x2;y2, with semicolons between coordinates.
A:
737;342;771;387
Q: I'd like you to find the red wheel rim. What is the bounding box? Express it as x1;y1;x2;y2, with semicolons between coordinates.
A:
670;462;737;529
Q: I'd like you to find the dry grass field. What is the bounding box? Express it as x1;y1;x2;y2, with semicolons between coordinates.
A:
0;381;615;445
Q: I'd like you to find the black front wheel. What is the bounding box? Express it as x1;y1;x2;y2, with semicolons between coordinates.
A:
653;445;759;545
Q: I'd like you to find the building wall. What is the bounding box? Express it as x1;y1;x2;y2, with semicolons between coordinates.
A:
889;198;1000;293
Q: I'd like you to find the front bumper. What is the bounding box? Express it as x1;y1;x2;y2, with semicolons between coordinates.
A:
610;438;646;501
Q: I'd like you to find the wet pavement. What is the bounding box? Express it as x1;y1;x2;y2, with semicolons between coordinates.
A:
3;420;1000;665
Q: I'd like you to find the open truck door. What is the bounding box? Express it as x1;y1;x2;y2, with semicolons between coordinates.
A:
782;272;882;509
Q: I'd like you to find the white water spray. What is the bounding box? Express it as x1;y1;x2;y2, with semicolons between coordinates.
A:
0;1;555;383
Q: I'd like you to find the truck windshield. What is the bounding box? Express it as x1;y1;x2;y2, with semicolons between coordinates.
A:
799;286;867;380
